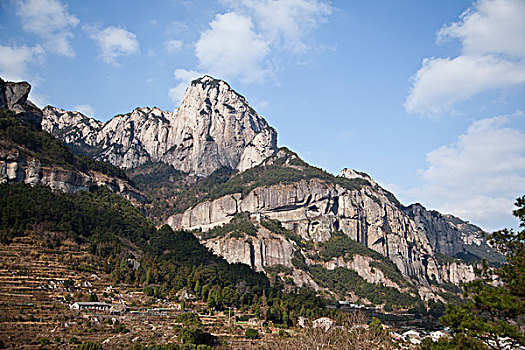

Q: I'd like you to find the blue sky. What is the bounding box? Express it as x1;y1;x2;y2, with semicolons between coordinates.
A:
1;0;524;231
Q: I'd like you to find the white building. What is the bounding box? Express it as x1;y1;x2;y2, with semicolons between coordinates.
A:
70;302;113;311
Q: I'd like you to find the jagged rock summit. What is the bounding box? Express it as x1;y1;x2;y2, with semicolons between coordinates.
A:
43;76;278;176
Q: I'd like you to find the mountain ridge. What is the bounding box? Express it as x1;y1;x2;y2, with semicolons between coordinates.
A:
43;75;278;176
38;75;501;303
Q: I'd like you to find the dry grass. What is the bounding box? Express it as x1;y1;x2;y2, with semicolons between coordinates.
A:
234;312;397;350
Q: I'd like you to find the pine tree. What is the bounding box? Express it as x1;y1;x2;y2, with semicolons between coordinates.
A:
438;196;525;349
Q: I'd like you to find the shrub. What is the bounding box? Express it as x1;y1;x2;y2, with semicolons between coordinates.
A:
76;342;103;350
177;327;217;346
245;328;259;339
176;313;202;327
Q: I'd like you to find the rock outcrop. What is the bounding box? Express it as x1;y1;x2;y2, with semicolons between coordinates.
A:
202;226;295;272
0;78;42;125
318;254;400;289
42;106;102;150
406;203;473;256
43;76;278;176
0;149;144;205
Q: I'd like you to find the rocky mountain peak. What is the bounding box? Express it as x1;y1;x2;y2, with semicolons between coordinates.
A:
168;76;278;175
42;106;102;148
339;168;377;186
43;76;278;175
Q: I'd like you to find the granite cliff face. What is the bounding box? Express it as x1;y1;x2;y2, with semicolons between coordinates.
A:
43;76;278;176
167;150;485;293
42;107;102;151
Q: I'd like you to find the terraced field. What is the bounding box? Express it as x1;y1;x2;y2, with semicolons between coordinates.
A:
0;236;279;349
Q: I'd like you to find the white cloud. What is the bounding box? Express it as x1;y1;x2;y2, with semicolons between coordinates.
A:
73;104;95;117
0;44;44;81
189;0;331;84
195;12;270;83
17;0;79;57
402;112;525;230
406;0;525;115
225;0;333;53
88;26;139;64
437;0;525;58
405;55;525;114
164;39;183;53
168;69;204;105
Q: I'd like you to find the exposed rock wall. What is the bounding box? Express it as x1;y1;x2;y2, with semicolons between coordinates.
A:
317;254;400;289
406;203;472;256
168;177;478;286
0;79;144;204
43;76;278;176
0;149;144;205
36;74;488;292
42;107;102;149
202;227;295;272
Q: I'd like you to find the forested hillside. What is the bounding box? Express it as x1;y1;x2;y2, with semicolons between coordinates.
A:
0;182;327;325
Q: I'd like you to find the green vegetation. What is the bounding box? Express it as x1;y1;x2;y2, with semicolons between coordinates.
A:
129;344;213;350
76;342;103;350
264;264;294;276
0;182;267;304
318;232;383;261
129;344;181;350
316;232;413;289
291;250;309;271
130;161;186;187
176;313;202;327
200;212;257;240
177;327;217;346
260;218;306;247
127;149;370;223
245;328;259;339
430;196;525;349
129;343;180;350
0;182;327;326
0;108;128;180
128;164;236;222
420;334;487;350
200;148;370;203
308;265;419;308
